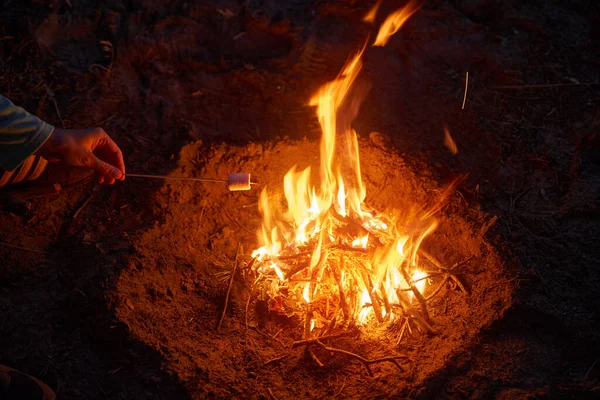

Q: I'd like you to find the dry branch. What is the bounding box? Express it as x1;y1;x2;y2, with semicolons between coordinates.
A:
314;340;407;377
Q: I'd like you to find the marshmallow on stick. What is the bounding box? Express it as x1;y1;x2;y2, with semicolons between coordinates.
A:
125;172;254;191
227;173;252;191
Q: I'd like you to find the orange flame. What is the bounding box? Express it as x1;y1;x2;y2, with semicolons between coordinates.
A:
252;2;435;329
363;0;381;23
373;0;421;47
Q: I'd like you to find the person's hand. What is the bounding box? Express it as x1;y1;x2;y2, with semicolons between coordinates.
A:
37;127;125;184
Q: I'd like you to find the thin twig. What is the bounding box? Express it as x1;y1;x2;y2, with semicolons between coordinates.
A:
332;376;347;398
396;319;408;345
223;208;255;235
408;310;436;334
449;274;470;295
73;189;95;220
314;340;406;377
308;347;324;367
449;256;475;271
245;291;252;334
419;249;446;270
217;243;240;332
93;377;108;400
426;275;449;301
584;360;597;380
399;266;431;323
245;274;263;333
51;97;65;128
263;353;289;366
267;387;278;400
263;252;311;262
462;71;469;110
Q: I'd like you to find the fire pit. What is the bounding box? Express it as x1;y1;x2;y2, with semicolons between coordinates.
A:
114;135;512;397
113;3;514;398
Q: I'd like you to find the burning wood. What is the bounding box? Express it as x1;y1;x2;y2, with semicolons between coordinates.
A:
243;1;470;371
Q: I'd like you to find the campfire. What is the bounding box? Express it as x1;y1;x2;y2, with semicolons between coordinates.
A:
242;1;469;373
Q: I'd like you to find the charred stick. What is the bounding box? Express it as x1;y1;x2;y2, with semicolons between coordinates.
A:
314;340;406;377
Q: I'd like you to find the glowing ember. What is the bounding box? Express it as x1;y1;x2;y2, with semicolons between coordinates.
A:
249;2;449;340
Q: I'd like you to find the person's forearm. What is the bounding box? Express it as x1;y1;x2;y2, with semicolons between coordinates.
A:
0;95;54;171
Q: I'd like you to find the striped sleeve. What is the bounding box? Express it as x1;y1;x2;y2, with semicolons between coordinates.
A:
0;95;54;171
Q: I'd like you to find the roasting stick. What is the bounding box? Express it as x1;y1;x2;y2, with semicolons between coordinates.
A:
125;172;255;191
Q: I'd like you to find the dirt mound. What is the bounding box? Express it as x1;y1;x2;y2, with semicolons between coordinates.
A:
114;139;513;398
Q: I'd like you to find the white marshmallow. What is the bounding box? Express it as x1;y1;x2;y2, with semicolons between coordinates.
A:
228;173;251;191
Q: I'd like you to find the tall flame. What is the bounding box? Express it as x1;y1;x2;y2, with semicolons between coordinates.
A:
252;2;436;329
373;0;421;47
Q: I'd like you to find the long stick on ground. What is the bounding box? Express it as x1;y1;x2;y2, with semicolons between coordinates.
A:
217;244;240;332
314;340;407;377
